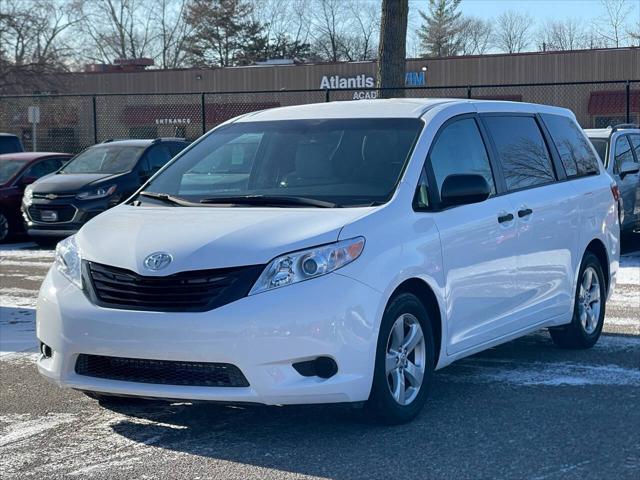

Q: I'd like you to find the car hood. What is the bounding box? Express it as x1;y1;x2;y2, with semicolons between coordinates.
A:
31;172;126;193
77;204;375;274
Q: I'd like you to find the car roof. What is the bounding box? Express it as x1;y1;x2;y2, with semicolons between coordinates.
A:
0;132;19;137
584;127;640;139
96;138;188;147
237;98;575;122
0;152;71;161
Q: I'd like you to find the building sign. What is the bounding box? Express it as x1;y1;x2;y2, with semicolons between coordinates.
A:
319;71;426;100
155;118;192;125
320;74;375;89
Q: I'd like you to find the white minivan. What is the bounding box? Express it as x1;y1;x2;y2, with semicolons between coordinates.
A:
37;99;620;423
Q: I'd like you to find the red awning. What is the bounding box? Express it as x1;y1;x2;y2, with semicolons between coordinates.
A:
588;90;640;115
120;102;280;126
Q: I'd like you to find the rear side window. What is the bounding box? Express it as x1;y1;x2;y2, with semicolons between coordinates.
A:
23;158;63;178
614;136;635;173
144;146;172;172
589;138;608;165
484;116;556;191
428;117;496;196
542;114;599;177
629;135;640;162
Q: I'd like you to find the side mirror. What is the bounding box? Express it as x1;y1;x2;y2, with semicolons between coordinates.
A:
440;174;491;207
619;162;640;178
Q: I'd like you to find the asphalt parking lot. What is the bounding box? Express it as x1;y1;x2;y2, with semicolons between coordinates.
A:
1;238;639;479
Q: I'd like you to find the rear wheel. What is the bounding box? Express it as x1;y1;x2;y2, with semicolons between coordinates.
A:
549;252;606;349
365;293;435;424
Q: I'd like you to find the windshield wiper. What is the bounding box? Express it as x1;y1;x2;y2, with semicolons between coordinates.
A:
136;191;197;207
199;195;339;208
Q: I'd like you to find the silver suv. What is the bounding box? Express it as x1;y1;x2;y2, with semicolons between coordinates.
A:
585;124;640;234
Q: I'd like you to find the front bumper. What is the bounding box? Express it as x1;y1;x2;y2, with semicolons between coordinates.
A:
22;197;111;237
36;267;381;405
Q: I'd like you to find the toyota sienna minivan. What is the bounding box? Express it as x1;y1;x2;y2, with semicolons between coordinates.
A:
37;99;620;424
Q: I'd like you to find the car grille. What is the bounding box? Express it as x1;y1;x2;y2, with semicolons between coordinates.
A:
28;204;76;222
75;354;249;387
32;192;75;199
83;261;264;312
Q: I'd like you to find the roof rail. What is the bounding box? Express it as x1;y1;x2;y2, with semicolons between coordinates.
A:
101;138;115;143
152;137;187;144
611;123;639;133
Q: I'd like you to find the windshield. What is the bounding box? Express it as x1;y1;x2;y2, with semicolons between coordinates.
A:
141;119;423;207
60;146;144;174
588;138;608;165
0;159;28;184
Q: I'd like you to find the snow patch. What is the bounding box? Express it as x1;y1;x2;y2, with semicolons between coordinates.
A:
0;306;36;356
443;359;640;386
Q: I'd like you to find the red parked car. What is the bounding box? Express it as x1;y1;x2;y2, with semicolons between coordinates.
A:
0;152;72;242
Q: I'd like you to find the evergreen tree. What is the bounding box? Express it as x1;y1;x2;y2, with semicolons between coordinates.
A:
417;0;463;58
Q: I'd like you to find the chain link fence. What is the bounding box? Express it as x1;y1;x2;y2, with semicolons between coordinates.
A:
0;81;637;154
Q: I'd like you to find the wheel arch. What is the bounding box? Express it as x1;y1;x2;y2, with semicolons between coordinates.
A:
389;278;443;368
584;238;610;295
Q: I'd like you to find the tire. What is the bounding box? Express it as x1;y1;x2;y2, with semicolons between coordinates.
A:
364;292;435;424
549;252;606;349
0;212;12;243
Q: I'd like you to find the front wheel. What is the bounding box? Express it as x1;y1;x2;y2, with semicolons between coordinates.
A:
0;213;12;243
364;293;435;424
549;252;606;349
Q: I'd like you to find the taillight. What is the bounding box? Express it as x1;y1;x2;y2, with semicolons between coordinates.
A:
610;182;621;201
611;182;624;225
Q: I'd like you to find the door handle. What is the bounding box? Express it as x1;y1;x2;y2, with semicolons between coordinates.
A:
498;213;514;223
518;208;533;218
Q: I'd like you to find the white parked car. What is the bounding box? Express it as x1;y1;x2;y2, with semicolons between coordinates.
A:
37;99;620;424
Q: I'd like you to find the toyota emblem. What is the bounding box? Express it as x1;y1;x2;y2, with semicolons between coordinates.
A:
143;252;173;271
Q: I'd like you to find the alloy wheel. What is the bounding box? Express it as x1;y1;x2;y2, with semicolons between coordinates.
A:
578;266;601;334
385;313;426;406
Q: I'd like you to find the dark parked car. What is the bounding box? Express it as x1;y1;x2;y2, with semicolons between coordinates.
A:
0;133;24;154
22;138;189;243
0;152;72;242
585;124;640;234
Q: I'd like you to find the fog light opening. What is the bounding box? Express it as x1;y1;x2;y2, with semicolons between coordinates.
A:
292;356;338;379
40;342;52;359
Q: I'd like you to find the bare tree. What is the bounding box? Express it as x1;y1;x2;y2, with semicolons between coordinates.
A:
458;16;493;55
252;0;312;58
596;0;633;47
494;10;533;53
311;0;348;61
70;0;155;63
0;0;77;93
342;1;380;61
629;19;640;45
152;0;192;68
538;18;591;51
377;0;409;96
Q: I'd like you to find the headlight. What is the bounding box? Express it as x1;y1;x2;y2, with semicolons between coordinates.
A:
24;185;33;204
55;235;82;288
76;185;116;200
249;237;365;295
